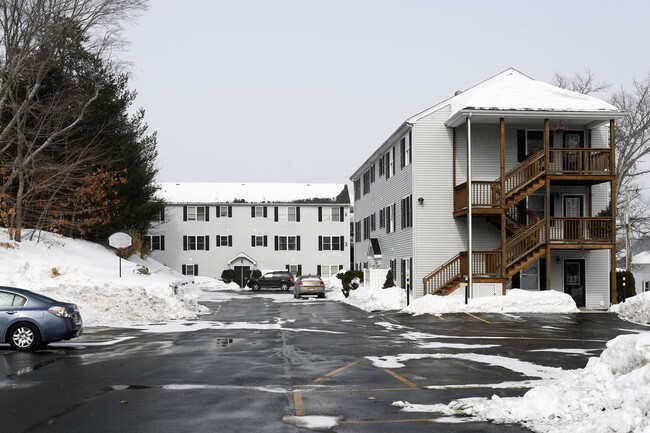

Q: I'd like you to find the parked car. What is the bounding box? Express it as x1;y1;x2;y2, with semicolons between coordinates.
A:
294;275;325;299
247;271;295;291
0;287;83;351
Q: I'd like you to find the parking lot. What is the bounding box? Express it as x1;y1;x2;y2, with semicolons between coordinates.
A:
1;291;646;432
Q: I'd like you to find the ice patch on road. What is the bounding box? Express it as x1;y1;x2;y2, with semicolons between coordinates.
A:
282;415;343;431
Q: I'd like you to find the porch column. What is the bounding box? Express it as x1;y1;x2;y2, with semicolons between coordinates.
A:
545;119;551;290
610;119;618;304
466;115;472;304
500;118;507;290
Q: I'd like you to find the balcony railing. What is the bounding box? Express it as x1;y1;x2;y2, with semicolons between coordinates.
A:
549;217;613;244
454;181;500;210
548;148;612;175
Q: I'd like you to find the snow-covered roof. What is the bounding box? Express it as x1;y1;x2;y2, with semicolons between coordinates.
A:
157;182;350;205
632;251;650;265
409;68;624;127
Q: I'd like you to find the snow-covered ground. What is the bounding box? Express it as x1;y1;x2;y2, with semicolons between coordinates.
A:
2;230;650;433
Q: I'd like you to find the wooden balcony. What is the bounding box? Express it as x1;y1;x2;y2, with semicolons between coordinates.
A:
548;148;612;178
549;217;613;247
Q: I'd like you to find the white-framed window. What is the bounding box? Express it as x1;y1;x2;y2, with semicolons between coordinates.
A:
319;236;344;251
363;170;370;195
255;206;264;218
276;235;299;251
183;264;198;276
219;206;229;217
145;235;165;251
386;203;396;233
387;146;395;178
278;206;298;222
154;209;165;223
401;195;412;229
216;235;232;247
288;264;300;276
186;206;206;221
321;207;342;222
320;265;340;278
253;235;266;247
183;235;209;251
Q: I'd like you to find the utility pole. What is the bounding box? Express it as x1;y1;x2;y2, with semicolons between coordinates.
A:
626;188;631;272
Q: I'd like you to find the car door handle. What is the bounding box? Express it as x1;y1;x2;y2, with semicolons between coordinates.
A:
5;311;17;315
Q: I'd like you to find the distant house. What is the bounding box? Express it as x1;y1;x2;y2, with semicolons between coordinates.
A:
632;251;650;295
146;183;351;286
350;68;625;309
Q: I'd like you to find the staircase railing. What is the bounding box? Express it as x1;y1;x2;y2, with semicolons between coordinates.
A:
505;218;546;268
504;151;545;198
423;252;466;295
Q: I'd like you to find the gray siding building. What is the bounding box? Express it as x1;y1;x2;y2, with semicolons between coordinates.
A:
351;68;624;309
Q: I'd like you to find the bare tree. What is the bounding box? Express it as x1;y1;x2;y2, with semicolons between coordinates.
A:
0;0;148;241
554;69;650;238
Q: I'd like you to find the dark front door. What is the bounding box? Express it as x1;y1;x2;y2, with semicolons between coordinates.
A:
234;266;250;288
564;259;586;307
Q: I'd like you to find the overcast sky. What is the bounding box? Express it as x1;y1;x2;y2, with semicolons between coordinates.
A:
123;0;650;185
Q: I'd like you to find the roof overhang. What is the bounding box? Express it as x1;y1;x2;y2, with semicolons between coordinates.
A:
227;252;257;266
446;109;626;128
350;121;412;180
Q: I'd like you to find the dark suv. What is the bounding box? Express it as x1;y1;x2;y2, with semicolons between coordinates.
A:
247;271;295;291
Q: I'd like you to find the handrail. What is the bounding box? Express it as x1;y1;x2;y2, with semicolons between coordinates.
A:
548;148;612;175
549;217;613;243
505;218;546;266
423;253;465;295
504;151;545;198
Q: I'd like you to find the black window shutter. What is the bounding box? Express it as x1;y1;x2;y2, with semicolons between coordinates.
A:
400;138;405;168
340;236;345;251
228;235;232;247
251;206;255;218
264;206;268;218
205;206;210;221
385;153;389;179
194;264;198;275
263;235;268;247
297;236;301;251
296;207;301;222
298;265;302;275
182;264;186;275
216;207;220;218
205;235;210;251
161;236;165;251
251;235;256;247
339;265;344;271
517;130;526;162
274;236;279;251
183;206;187;221
228;206;232;217
318;236;323;251
340;207;344;221
409;130;413;164
161;209;165;222
317;265;321;276
216;235;221;247
286;264;290;271
183;236;187;251
274;207;278;222
318;207;322;222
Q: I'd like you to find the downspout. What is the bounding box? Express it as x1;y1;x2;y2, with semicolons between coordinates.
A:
466;113;472;305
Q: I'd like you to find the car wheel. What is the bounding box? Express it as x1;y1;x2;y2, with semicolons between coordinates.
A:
9;322;41;352
251;283;260;291
280;283;289;291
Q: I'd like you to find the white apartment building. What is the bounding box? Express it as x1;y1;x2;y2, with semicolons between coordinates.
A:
146;183;351;286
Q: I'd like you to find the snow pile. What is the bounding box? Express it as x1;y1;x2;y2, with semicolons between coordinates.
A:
610;292;650;325
0;230;208;326
327;284;406;312
193;276;242;292
417;331;650;433
402;289;579;315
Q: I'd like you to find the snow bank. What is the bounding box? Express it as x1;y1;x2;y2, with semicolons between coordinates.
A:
0;230;208;326
402;289;579;315
429;331;650;433
611;292;650;325
327;284;406;312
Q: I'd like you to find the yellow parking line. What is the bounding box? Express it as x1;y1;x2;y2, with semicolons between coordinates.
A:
465;312;490;323
312;313;317;318
313;359;367;383
293;392;305;416
378;367;419;389
213;305;222;315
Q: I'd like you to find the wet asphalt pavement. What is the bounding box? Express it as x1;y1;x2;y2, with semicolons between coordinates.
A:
1;290;647;433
